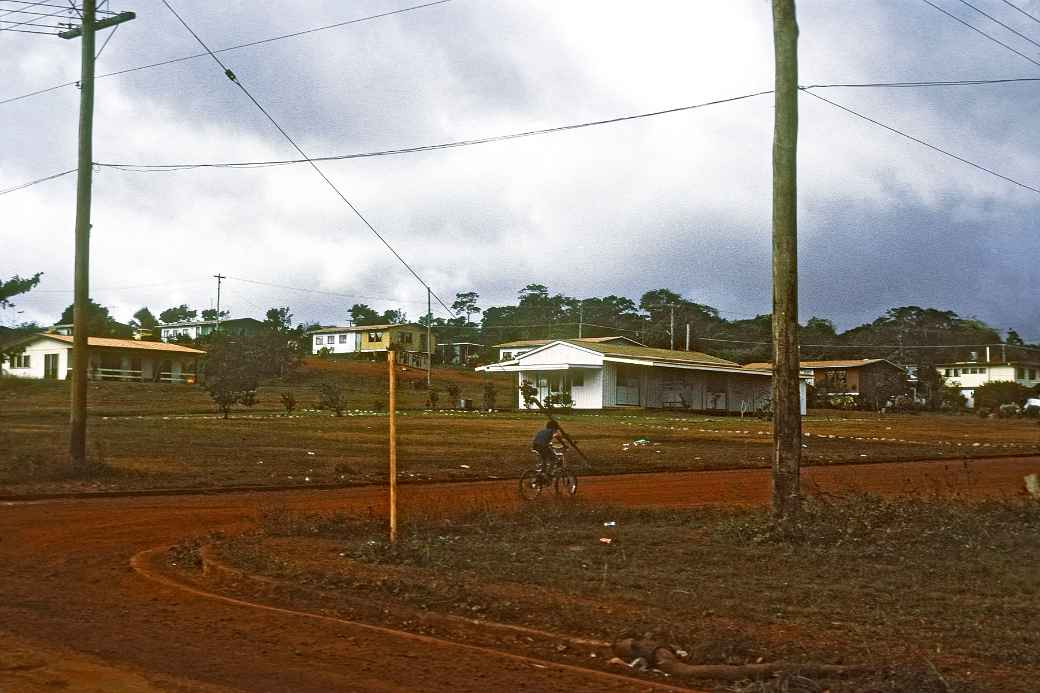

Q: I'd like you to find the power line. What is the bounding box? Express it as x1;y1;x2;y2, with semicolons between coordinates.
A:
0;0;453;106
696;336;1040;352
224;276;443;308
801;88;1040;195
159;0;456;318
999;0;1040;27
955;0;1040;53
97;90;775;171
920;0;1040;68
0;167;76;195
88;76;1040;173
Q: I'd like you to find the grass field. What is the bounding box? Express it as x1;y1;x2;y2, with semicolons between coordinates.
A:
3;361;1039;495
214;496;1040;692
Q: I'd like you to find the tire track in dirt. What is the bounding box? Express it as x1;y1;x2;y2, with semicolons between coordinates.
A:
0;456;1036;692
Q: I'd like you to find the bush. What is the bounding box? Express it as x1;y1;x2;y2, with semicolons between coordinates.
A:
446;383;460;404
280;391;297;414
426;388;439;409
975;406;992;418
998;403;1021;418
318;380;347;416
974;380;1030;410
482;382;498;410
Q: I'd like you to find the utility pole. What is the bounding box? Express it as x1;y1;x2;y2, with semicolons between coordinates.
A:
685;323;691;351
578;303;583;339
771;0;801;521
60;1;136;465
213;273;225;330
426;287;432;387
387;349;398;544
669;305;676;351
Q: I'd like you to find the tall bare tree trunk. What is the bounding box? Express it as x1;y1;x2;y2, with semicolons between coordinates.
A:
771;0;801;520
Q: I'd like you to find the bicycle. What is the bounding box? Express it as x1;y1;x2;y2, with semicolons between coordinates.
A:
519;446;578;500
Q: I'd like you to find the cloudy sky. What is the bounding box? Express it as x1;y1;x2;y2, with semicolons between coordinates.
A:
2;0;1039;339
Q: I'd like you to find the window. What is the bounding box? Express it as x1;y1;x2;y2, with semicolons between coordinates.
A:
398;332;413;345
339;334;348;343
502;351;513;360
978;368;987;375
11;354;30;368
368;331;383;342
571;371;584;387
1030;369;1037;380
315;336;323;345
943;369;951;377
953;369;960;377
1017;368;1025;379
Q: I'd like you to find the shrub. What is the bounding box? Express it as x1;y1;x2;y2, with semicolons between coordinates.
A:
446;383;461;405
280;391;297;414
318;380;347;416
482;382;497;410
426;388;439;409
975;406;991;418
998;403;1021;418
974;381;1030;410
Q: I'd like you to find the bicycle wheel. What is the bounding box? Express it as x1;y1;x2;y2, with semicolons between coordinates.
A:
519;469;546;501
554;470;578;497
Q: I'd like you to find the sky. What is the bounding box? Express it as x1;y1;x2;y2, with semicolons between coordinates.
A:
2;0;1039;340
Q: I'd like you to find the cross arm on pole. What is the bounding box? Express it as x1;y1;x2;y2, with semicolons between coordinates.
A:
59;10;134;39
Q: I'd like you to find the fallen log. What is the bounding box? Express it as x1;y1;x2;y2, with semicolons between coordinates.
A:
611;637;874;681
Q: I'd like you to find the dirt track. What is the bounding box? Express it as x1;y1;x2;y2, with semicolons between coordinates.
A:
1;456;1037;692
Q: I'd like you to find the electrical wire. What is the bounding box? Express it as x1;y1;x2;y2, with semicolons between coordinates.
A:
0;0;453;106
0;167;76;195
999;0;1040;27
159;0;456;319
800;88;1040;195
920;0;1040;68
955;0;1040;52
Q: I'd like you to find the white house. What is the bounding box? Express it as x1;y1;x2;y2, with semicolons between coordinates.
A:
937;345;1040;407
158;317;263;342
494;335;643;361
2;334;205;383
477;339;807;414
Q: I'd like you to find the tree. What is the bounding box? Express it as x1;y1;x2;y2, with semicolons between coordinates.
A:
913;358;946;410
974;381;1030;410
264;307;293;332
58;299;132;338
131;307;158;330
451;291;481;324
318;380;347;416
159;305;197;324
202;336;260;419
349;304;380;325
0;272;42;309
200;308;229;321
380;308;407;325
1007;329;1025;346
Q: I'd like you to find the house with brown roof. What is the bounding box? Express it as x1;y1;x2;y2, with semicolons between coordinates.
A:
306;323;434;368
1;333;205;383
479;339;807;413
744;358;907;407
494;335;642;361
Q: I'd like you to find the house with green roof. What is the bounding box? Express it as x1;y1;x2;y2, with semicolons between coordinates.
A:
477;339;805;413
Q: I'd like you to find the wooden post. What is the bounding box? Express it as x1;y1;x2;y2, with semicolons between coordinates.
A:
388;349;398;544
69;0;97;466
685;323;691;351
771;0;802;520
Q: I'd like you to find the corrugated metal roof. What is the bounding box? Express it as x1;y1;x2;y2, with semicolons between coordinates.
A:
743;358;899;370
308;323;421;334
42;334;206;354
563;340;741;367
494;336;639;348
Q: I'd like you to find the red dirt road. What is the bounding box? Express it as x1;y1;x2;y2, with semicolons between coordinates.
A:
1;456;1036;692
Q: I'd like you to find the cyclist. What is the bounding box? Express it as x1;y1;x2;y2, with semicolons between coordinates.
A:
531;420;565;474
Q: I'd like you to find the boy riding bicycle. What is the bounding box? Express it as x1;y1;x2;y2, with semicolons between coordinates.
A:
531;420;566;474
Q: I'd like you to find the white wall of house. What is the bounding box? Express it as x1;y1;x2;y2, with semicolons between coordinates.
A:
312;332;361;354
941;363;1039;407
1;341;68;379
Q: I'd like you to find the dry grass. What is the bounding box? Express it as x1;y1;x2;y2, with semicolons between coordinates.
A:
222;495;1040;692
3;367;1039;494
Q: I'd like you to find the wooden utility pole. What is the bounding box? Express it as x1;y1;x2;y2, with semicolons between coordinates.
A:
214;273;226;330
426;288;432;387
771;0;802;520
68;0;96;465
685;323;691;351
388;349;398;544
669;305;676;351
60;1;135;465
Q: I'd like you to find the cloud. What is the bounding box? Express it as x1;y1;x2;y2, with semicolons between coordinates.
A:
2;0;1037;342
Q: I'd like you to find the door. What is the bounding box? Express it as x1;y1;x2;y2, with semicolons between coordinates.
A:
44;353;59;379
615;367;641;406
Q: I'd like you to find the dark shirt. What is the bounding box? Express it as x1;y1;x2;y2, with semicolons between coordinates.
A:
532;427;556;449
